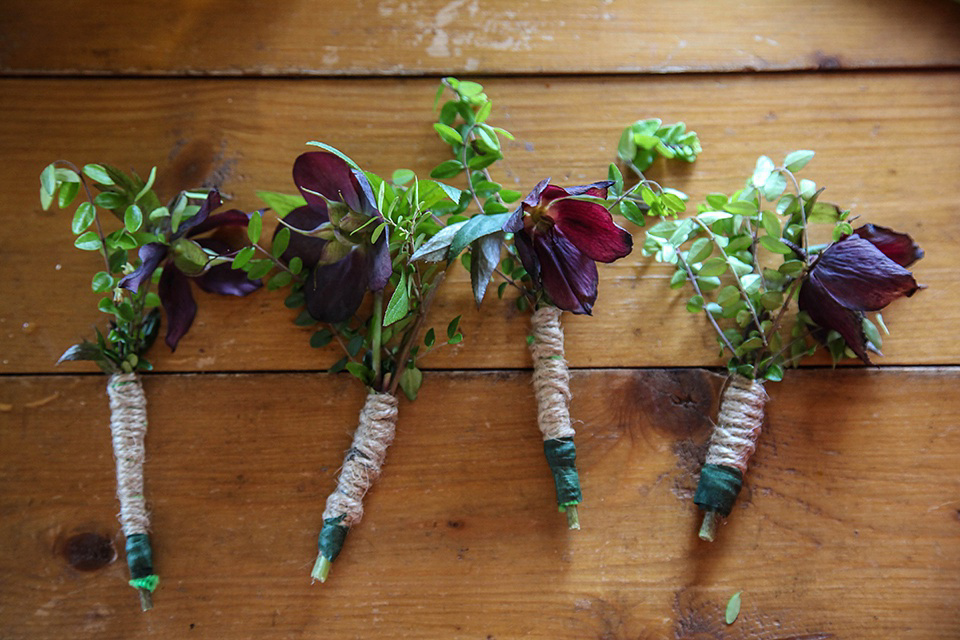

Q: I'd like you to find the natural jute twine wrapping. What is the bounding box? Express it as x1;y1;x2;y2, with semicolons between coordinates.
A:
704;374;768;473
107;372;150;536
322;391;399;527
529;306;575;441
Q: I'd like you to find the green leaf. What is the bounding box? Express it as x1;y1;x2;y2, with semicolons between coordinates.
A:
91;271;114;293
725;591;742;625
687;237;712;264
759;235;792;254
764;364;784;382
470;233;503;306
723;200;758;216
832;221;853;242
246;259;274;280
40;164;57;197
399;366;423;402
779;260;805;277
717;285;740;308
669;269;686;289
686;295;704;313
784;150;815;172
345;362;373;385
310;329;333;348
144;292;161;308
248;211;263;244
698;257;727;277
863;316;883;350
267;271;292;290
272;227;290;258
424;328;436;348
449;212;512;259
761;171;787;201
751;156;774;188
72;202;96;234
433;123;464;145
475;101;492;123
384;272;410;326
760;291;783;310
94;191;125;210
74;231;102;251
133;166;157;203
58;181;80;208
741;273;762;295
698;211;733;225
447;315;462;340
661;191;686;213
392;169;416;185
760;210;780;238
124;204;143;232
256;190;307;218
83;163;114;185
232;246;256;270
808;202;844;224
410;220;468;262
430;160;465;180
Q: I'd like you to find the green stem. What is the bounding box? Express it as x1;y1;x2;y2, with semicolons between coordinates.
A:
699;511;718;542
371;290;384;391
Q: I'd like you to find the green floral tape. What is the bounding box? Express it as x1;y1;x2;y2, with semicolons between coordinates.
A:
544;437;582;511
125;533;154;579
129;574;160;592
694;464;743;517
318;515;349;563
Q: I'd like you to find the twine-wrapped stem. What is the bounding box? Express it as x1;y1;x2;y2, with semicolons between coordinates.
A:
106;372;158;610
312;391;399;582
529;306;582;529
694;374;768;541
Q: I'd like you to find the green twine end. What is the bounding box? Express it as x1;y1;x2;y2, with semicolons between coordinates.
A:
694;464;743;517
543;438;583;509
129;574;159;592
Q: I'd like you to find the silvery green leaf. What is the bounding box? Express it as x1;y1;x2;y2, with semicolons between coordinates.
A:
470;233;503;306
410;220;468;262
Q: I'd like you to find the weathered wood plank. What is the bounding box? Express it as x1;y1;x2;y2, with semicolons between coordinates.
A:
2;0;960;75
1;369;958;638
2;74;956;373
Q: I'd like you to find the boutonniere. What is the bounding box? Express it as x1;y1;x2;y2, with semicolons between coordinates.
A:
644;152;923;541
41;162;260;609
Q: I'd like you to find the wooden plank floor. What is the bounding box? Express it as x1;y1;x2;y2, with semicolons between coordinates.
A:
1;2;958;638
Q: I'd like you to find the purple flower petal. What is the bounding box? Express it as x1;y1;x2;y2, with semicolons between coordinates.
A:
812;235;920;312
853;224;924;267
522;178;552;207
551;198;633;263
538;181;613;207
175;189;221;238
194;264;262;297
277;205;330;269
799;276;871;363
304;249;371;323
513;229;540;284
119;243;169;292
534;231;598;315
350;168;379;216
186;209;250;237
368;232;392;291
503;207;525;233
158;266;197;351
293;152;363;213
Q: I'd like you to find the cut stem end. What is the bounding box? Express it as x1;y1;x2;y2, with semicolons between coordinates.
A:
137;588;153;611
565;505;580;530
311;554;332;583
698;510;718;542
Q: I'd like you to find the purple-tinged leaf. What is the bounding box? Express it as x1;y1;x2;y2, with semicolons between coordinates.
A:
159;267;198;351
119;243;168;292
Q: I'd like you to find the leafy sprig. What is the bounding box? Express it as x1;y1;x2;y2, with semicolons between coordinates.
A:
645;151;885;381
617;118;702;174
42;162;170;372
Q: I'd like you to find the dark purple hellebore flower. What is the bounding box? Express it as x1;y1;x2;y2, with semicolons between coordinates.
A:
119;190;262;350
277;152;391;323
503;178;633;314
799;224;923;363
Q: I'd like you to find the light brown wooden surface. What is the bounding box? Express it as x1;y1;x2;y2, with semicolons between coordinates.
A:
2;0;960;75
2;2;958;638
2;370;959;639
2;74;956;374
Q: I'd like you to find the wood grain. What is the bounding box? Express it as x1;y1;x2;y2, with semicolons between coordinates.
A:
1;368;958;638
2;0;960;75
2;74;956;373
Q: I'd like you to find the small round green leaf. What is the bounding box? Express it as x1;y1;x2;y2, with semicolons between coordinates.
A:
72;202;96;234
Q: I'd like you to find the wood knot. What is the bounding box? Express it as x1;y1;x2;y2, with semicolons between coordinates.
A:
61;532;117;571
